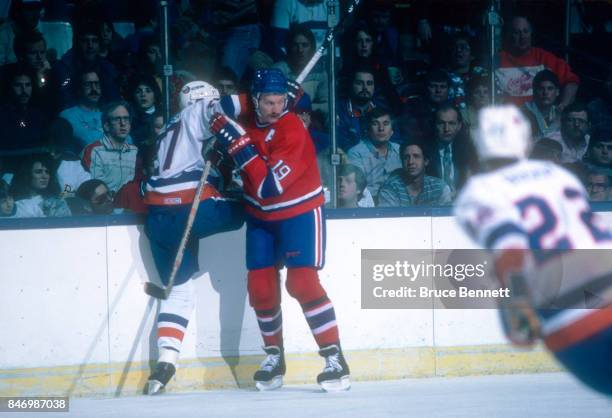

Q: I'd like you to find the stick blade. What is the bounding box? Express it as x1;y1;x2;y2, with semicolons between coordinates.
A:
144;282;169;300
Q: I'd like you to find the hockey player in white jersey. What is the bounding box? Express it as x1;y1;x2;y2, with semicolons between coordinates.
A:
454;105;612;396
143;81;244;395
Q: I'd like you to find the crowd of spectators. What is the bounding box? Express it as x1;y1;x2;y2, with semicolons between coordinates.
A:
0;0;611;219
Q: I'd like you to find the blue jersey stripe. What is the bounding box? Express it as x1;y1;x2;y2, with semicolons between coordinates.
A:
149;171;220;189
485;222;526;249
220;96;237;119
158;313;189;328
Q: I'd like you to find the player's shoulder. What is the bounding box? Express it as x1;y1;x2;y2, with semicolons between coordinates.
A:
278;111;302;124
455;174;495;209
459;160;580;201
492;159;564;184
534;160;584;188
456;161;528;207
276;112;307;131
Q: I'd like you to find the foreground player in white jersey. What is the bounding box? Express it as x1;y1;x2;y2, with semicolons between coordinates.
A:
143;81;244;395
454;105;612;396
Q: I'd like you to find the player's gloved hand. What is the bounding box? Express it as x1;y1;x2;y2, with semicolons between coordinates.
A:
210;113;251;155
498;294;540;347
286;79;304;111
210;113;257;168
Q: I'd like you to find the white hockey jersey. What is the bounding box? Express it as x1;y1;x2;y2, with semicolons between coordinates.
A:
144;99;223;206
455;160;612;253
454;160;612;339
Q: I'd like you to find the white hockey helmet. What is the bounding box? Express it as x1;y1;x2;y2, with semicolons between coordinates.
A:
475;105;532;161
179;81;220;110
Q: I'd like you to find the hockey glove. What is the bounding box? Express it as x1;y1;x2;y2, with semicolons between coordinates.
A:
498;272;540;347
494;249;540;346
210;113;257;169
286;79;304;111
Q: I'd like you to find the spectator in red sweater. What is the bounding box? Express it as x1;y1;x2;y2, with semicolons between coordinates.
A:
496;15;579;111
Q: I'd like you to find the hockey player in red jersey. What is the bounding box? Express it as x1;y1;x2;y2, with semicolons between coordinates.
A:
210;68;350;392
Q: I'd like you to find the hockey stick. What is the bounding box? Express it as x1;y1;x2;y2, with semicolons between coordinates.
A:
295;0;362;84
144;160;212;300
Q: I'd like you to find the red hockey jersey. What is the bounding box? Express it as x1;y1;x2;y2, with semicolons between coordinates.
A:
240;112;324;221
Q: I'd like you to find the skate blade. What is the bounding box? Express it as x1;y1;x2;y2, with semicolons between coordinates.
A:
320;376;351;392
145;379;165;395
255;375;283;391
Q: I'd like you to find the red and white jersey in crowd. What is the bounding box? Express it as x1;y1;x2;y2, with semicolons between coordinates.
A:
144;99;223;206
495;47;580;107
454;159;612;345
240;111;324;221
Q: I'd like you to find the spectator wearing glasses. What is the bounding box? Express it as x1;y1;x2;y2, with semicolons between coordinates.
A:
447;34;486;85
81;101;142;194
69;178;118;215
555;103;592;164
585;170;611;202
59;68;104;153
446;34;487;118
53;19;120;110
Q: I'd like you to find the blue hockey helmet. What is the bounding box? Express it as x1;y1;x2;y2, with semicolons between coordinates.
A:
251;68;288;98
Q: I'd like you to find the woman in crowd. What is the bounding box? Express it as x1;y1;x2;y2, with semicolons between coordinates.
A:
0;179;16;217
9;154;71;217
99;18;128;69
127;73;161;147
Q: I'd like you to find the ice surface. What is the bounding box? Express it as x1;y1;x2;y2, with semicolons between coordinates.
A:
38;373;611;418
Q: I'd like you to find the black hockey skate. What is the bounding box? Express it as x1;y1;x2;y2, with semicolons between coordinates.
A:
145;362;176;395
317;344;350;392
254;346;286;391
